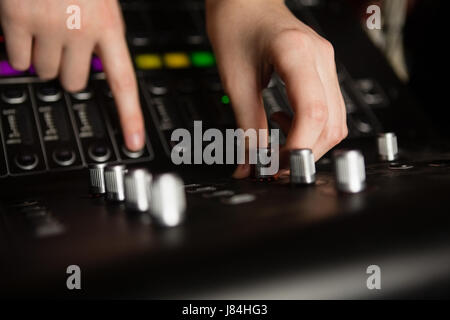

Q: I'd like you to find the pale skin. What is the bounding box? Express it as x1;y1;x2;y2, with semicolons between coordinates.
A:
0;0;347;178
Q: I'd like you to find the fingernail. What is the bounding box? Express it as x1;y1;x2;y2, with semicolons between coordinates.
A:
126;132;144;151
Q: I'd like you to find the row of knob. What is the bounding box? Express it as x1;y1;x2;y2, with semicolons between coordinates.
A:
89;165;186;227
261;132;398;193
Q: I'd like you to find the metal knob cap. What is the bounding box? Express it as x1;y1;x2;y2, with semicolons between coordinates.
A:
290;149;316;185
377;132;398;161
254;147;273;179
104;165;127;201
88;163;107;194
149;173;186;227
333;150;366;193
124;169;152;212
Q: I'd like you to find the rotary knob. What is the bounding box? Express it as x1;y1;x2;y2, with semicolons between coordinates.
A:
88;163;107;194
254;147;273;179
149;173;186;227
104;165;127;201
377;132;398;161
290;149;316;185
124;168;152;212
333;150;366;193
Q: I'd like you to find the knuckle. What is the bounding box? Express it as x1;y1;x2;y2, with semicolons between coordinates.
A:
109;72;136;93
2;5;27;24
304;102;328;124
98;2;124;32
271;29;311;60
326;126;346;147
320;39;335;58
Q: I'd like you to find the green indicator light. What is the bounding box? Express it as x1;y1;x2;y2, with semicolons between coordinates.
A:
191;51;216;67
221;95;230;105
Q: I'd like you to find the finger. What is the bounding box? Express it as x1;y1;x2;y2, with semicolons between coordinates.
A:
219;63;269;179
270;111;292;137
33;35;63;80
97;34;145;152
2;25;33;71
272;47;328;159
313;51;348;159
59;41;94;93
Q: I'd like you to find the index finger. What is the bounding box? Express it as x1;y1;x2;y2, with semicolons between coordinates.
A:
97;34;145;152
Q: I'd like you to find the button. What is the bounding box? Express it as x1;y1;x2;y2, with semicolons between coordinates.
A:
389;163;414;170
88;144;111;162
14;153;39;171
37;84;62;102
186;186;217;194
121;145;145;159
191;51;215;68
163;53;190;69
148;80;169;96
91;56;103;72
1;88;28;104
135;54;163;70
52;149;76;167
221;194;256;205
202;190;235;198
71;88;93;101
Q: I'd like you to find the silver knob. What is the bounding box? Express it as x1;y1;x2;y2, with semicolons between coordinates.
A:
290;149;316;185
149;173;186;227
333;150;366;193
377;132;398;161
124;168;152;212
88;163;107;194
254;147;272;179
104;165;127;201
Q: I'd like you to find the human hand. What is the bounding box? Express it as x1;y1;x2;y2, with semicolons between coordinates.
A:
0;0;145;151
206;0;347;178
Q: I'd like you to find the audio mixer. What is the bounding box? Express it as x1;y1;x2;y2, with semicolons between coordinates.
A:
1;0;449;298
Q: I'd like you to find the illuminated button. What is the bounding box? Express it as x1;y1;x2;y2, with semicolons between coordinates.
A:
221;95;230;105
135;54;162;70
163;53;190;69
91;57;103;72
0;61;24;77
191;51;215;68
